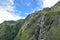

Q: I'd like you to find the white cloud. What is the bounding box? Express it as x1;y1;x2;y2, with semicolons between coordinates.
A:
43;0;60;8
0;0;24;23
0;9;20;23
0;8;25;23
9;0;14;5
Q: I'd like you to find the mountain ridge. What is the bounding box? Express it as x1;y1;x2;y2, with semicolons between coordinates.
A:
0;1;60;40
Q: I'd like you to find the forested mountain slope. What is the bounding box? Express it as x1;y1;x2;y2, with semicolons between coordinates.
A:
0;1;60;40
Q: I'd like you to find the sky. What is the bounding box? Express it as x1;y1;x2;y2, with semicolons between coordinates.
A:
0;0;60;23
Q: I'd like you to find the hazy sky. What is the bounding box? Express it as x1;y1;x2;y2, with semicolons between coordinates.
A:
0;0;60;23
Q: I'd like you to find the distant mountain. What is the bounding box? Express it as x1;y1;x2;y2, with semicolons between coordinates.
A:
0;1;60;40
0;19;24;40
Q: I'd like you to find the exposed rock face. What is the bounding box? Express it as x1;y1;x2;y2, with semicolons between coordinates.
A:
38;15;45;40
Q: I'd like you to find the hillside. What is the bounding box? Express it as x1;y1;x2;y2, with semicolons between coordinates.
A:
0;1;60;40
0;19;24;40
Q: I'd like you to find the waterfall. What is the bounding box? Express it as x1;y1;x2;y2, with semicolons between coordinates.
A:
38;15;45;40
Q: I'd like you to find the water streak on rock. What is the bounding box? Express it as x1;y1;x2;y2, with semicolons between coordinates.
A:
38;15;45;40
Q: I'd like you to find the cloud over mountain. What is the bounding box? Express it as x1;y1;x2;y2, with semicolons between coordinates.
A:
43;0;60;7
0;0;24;23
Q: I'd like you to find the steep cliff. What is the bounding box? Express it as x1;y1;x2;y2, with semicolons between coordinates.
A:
14;11;60;40
14;1;60;40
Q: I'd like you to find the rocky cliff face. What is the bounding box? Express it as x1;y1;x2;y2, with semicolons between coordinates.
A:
0;1;60;40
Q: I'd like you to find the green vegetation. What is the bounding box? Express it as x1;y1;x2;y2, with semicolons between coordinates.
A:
0;19;24;40
0;1;60;40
